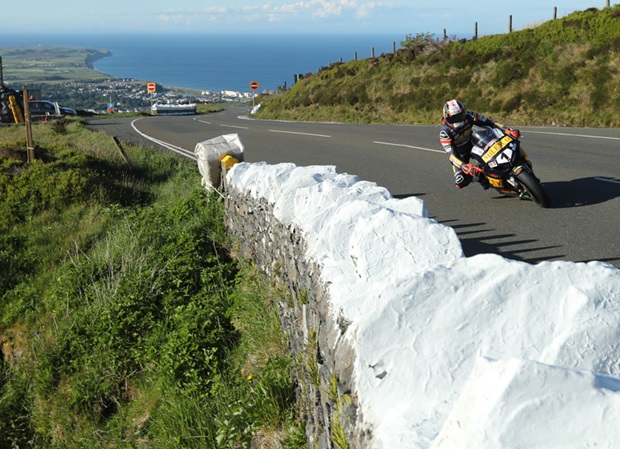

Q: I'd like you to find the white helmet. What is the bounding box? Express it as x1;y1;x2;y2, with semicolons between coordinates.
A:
443;99;467;127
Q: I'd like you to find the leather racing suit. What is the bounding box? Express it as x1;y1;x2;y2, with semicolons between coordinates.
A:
439;111;503;188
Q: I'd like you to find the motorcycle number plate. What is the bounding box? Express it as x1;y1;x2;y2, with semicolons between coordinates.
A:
482;136;512;163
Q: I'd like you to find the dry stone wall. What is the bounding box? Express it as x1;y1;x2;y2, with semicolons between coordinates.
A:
224;187;371;449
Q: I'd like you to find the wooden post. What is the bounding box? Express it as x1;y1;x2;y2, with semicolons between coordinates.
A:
607;0;610;7
393;41;396;53
554;7;557;19
509;15;513;33
23;86;35;163
112;136;130;163
443;29;447;40
474;22;478;40
372;46;375;58
354;51;358;61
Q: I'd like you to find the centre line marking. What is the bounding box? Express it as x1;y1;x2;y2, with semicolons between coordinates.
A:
269;129;331;138
220;124;249;130
525;131;620;141
374;141;444;154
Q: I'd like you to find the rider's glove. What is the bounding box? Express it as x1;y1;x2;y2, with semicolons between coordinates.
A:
462;163;484;176
505;128;521;139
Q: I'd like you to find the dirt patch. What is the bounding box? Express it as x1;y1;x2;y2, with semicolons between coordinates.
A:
0;147;27;162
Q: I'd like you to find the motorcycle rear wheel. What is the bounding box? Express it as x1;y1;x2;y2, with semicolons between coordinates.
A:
515;170;551;208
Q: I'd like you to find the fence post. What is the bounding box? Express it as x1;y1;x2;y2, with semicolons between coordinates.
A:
372;46;375;58
393;41;396;53
509;15;513;33
443;28;447;40
554;7;557;19
607;0;610;7
474;22;478;40
354;51;358;61
23;86;35;163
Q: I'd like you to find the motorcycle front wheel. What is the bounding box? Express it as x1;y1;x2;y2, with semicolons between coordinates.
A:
515;170;551;208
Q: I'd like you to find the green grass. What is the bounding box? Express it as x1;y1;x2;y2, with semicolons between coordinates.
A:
255;5;620;127
0;46;112;83
0;119;304;448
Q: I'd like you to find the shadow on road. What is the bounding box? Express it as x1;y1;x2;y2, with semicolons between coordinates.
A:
438;220;566;265
543;177;620;208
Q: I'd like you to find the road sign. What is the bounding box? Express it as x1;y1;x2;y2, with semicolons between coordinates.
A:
250;81;259;91
147;82;156;93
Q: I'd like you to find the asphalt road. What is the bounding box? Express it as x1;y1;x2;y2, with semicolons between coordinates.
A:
85;105;620;268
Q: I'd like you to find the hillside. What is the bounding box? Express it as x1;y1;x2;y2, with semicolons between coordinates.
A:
254;6;620;128
0;122;303;448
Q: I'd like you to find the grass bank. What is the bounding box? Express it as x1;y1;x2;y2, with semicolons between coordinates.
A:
255;6;620;127
0;119;304;448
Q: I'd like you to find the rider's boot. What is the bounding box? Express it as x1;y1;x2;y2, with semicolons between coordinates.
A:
477;175;490;190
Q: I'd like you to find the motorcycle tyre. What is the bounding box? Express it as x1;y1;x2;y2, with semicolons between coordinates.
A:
515;170;551;208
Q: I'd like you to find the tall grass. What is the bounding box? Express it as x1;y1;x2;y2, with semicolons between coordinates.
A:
0;119;304;448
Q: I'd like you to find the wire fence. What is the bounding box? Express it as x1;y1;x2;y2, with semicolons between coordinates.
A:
348;2;615;62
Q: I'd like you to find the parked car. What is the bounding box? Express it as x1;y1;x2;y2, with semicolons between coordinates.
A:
28;100;77;117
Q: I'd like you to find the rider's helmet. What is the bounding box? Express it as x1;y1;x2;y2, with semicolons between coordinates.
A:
443;99;467;128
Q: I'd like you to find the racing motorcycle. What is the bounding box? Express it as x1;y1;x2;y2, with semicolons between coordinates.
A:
462;126;551;208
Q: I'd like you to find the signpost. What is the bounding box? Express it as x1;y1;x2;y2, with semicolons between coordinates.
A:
147;82;156;114
250;81;259;108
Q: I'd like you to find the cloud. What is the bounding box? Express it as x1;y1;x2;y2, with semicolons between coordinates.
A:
154;1;391;30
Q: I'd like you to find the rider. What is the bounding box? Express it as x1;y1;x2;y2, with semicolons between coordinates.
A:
439;99;520;189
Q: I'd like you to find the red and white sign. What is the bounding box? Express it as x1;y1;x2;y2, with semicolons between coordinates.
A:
147;82;156;93
250;81;259;91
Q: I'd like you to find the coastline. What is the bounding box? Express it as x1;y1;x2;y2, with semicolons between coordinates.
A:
85;49;111;70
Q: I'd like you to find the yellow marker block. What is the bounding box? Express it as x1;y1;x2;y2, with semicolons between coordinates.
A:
220;154;239;170
8;96;24;123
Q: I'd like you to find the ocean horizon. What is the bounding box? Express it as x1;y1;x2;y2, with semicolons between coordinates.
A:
0;33;406;93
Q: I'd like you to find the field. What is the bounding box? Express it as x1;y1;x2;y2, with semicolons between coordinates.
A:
0;46;111;84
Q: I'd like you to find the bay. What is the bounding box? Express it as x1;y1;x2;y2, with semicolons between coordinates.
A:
0;33;403;93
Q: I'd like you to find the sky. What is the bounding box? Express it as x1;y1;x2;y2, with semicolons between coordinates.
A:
208;135;620;448
2;1;607;36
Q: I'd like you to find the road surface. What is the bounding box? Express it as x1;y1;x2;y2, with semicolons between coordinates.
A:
86;105;620;268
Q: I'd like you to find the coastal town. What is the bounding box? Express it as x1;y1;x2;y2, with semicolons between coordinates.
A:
0;47;258;115
18;78;256;115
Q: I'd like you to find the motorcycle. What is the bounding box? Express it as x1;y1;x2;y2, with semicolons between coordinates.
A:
462;126;551;208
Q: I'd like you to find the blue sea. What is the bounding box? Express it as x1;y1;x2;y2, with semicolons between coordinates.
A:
0;33;403;93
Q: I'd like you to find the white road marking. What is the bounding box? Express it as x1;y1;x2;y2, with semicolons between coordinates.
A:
269;129;331;138
374;141;444;154
220;124;249;130
131;118;196;161
526;130;620;141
